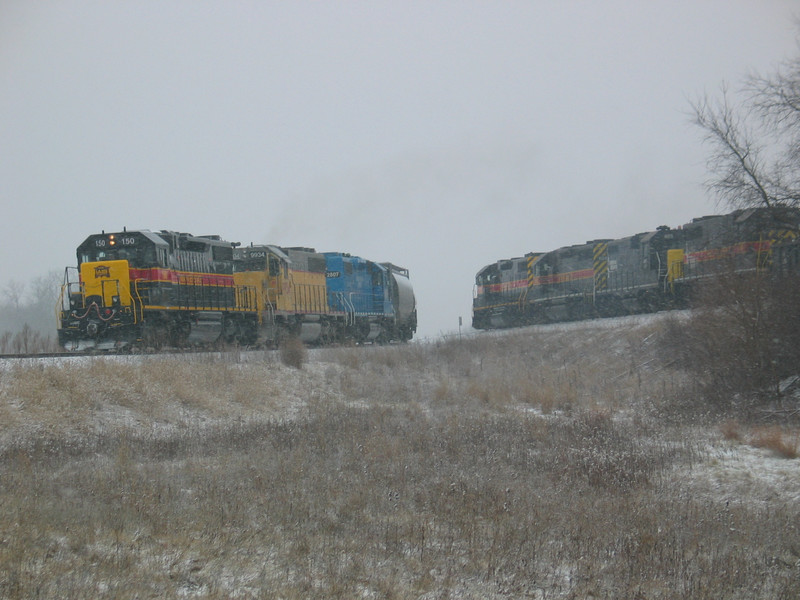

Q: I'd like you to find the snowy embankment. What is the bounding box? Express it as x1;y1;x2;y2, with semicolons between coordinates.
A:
1;312;798;598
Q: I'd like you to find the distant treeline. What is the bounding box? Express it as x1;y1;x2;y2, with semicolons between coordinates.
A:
1;270;61;353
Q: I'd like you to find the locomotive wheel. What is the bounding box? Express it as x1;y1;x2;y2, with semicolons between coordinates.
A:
170;319;192;347
142;324;166;350
222;316;239;343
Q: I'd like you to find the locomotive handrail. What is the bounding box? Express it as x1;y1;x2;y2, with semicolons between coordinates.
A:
63;281;86;308
262;299;275;326
63;266;79;286
757;233;771;271
55;285;68;328
517;286;529;310
131;280;145;324
347;292;375;316
333;292;356;324
59;267;83;310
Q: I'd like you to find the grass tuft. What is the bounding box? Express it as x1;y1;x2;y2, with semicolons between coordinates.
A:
749;425;799;459
280;336;308;369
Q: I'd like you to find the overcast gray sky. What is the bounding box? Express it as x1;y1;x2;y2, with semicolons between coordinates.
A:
1;1;798;339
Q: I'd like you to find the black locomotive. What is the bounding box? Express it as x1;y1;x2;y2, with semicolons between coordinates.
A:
473;207;800;329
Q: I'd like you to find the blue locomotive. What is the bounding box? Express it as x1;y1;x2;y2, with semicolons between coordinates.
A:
323;253;417;342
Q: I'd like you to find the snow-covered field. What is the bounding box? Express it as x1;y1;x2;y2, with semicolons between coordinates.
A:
1;313;798;598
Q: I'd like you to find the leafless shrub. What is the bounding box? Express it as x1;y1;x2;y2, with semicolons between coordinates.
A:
280;336;307;369
661;270;800;408
0;325;59;354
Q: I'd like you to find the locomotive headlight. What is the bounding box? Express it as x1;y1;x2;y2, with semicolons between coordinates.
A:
109;234;116;246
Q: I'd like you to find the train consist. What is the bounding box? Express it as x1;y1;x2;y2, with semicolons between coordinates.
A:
57;229;416;350
473;207;800;329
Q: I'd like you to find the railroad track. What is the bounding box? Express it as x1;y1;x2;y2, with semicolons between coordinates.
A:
0;338;399;362
0;348;251;361
0;351;86;360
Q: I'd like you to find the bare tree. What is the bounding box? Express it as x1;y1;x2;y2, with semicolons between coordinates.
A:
747;55;800;206
13;323;33;354
683;38;800;408
30;269;63;311
2;280;25;310
0;331;10;353
692;43;800;210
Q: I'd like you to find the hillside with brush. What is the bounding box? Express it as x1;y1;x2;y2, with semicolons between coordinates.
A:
1;312;799;599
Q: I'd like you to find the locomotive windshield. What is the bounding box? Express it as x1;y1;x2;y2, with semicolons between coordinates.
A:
78;233;158;268
233;249;268;272
80;246;157;268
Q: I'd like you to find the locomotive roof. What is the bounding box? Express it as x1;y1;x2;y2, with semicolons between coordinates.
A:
381;262;410;278
79;229;170;248
266;245;291;261
234;244;292;263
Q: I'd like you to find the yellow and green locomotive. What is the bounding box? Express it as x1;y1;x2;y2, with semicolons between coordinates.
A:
57;230;257;350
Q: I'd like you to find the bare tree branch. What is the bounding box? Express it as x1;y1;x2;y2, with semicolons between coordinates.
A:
744;53;800;206
692;33;800;212
746;55;800;133
692;86;777;209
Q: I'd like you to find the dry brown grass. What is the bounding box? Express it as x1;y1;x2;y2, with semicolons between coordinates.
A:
719;420;799;458
749;425;799;459
0;316;798;598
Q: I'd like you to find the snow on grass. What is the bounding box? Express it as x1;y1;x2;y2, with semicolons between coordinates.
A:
1;314;798;598
677;436;800;507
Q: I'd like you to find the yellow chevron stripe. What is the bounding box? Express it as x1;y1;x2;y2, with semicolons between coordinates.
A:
593;243;608;291
527;254;536;288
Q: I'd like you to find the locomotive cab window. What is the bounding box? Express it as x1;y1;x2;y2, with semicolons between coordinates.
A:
476;264;500;286
480;272;500;285
268;256;282;276
213;246;233;262
80;245;155;268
